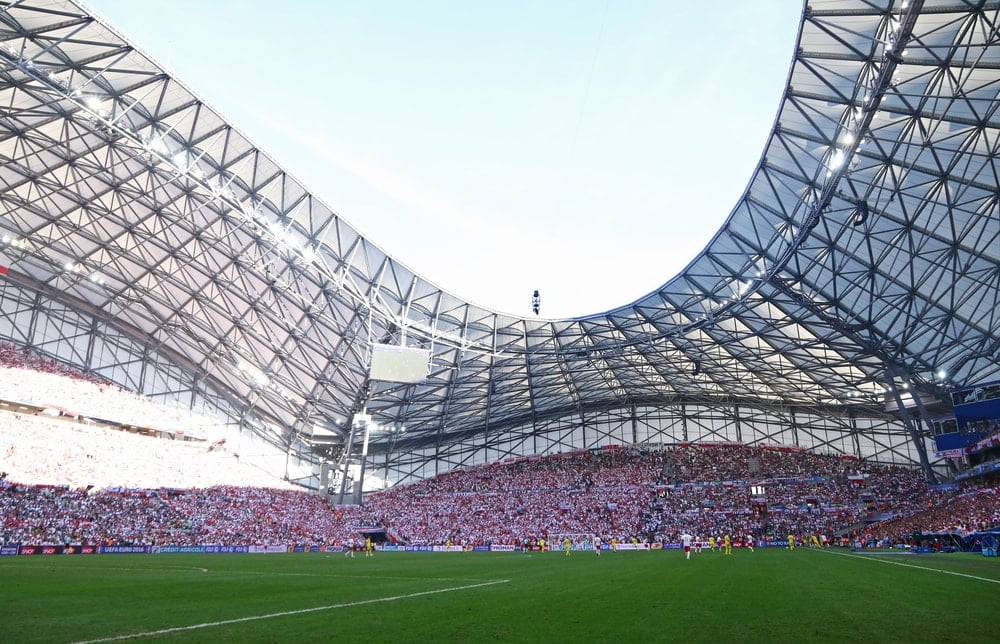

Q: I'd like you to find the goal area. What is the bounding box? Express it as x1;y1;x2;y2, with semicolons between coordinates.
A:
549;533;596;551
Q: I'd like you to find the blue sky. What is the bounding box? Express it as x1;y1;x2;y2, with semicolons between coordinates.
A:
87;1;802;319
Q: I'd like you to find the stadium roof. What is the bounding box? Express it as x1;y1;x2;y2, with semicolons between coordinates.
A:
1;1;998;483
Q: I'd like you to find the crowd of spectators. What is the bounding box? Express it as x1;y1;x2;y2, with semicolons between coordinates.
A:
333;444;939;547
863;483;1000;546
0;411;284;490
2;439;998;548
0;482;341;547
0;342;106;382
2;340;999;549
1;341;225;441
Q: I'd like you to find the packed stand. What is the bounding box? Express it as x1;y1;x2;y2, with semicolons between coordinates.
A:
2;440;994;549
0;411;281;490
862;480;1000;547
0;340;990;549
1;341;226;440
336;444;933;547
0;481;342;547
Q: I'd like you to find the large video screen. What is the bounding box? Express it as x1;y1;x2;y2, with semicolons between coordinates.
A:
369;344;430;383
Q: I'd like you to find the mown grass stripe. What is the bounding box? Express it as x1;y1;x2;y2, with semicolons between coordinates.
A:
811;547;1000;584
71;579;511;643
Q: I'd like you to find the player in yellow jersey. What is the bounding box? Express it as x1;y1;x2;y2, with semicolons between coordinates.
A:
723;533;732;555
365;536;374;557
787;534;796;550
564;536;572;556
708;535;717;551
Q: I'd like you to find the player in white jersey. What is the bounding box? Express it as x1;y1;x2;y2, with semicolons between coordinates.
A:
681;532;694;559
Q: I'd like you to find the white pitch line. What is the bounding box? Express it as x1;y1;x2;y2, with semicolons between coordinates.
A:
813;548;1000;584
71;579;510;643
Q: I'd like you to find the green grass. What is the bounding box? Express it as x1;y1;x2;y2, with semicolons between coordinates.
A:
1;548;999;643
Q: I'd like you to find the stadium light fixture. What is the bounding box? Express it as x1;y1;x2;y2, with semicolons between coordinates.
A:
84;95;104;112
235;359;270;388
299;245;317;264
143;136;170;156
828;148;846;170
172;151;189;170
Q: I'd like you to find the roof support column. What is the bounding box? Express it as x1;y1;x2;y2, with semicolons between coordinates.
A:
884;369;937;483
849;412;862;459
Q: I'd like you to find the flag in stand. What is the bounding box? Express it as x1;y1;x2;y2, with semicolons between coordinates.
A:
0;265;8;276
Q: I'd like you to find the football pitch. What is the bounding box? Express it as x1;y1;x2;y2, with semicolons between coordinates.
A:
2;547;998;643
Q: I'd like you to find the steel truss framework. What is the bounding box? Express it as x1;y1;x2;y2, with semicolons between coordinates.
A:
0;1;997;488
